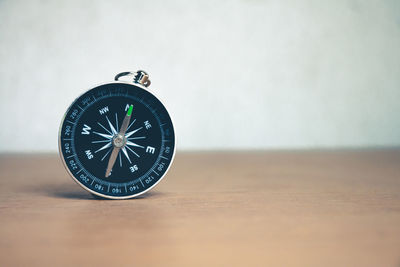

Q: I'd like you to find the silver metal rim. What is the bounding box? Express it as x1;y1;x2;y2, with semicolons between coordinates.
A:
58;80;177;200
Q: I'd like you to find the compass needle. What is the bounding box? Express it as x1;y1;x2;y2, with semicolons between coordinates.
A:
59;71;175;198
105;147;120;177
105;105;133;177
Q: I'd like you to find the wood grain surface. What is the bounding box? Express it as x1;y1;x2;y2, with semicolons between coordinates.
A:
0;150;400;267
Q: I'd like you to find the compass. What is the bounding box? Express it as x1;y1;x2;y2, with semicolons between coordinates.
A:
58;71;176;199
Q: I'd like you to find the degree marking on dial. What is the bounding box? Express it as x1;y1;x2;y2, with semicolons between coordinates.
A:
63;138;72;141
66;120;75;125
76;169;83;174
160;156;168;160
140;179;145;187
66;154;75;159
77;105;83;111
152;170;159;176
125;127;143;138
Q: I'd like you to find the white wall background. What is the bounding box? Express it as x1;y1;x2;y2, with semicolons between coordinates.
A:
0;0;399;152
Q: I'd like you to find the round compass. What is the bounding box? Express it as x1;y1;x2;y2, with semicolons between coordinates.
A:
59;71;176;199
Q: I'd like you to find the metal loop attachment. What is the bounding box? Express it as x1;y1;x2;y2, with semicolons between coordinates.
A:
114;70;151;87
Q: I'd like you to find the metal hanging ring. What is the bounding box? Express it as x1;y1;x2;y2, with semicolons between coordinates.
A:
114;72;135;81
114;71;151;88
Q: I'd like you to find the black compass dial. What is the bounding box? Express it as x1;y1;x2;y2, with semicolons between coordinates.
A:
59;82;175;198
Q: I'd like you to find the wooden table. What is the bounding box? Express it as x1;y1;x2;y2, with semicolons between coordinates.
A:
1;151;400;267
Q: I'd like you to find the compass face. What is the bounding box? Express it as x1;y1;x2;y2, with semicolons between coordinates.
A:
59;82;175;199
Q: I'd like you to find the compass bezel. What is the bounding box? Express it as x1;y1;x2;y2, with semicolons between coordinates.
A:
58;81;176;199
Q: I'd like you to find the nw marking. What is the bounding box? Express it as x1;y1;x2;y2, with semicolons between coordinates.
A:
99;106;109;115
